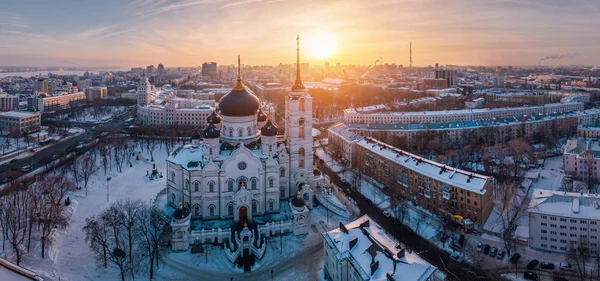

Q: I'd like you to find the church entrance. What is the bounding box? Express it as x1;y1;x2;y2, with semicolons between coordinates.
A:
239;206;248;225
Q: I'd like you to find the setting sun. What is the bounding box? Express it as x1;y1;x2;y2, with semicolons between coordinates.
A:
306;34;337;59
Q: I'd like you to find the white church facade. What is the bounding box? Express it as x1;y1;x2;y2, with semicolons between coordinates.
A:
166;40;318;231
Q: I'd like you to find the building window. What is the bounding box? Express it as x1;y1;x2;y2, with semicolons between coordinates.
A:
280;167;285;178
228;127;233;136
238;128;243;137
194;181;200;192
227;203;233;216
252;200;258;214
227;179;234;192
251;178;257;190
298;118;305;139
269;199;274;211
299;98;305;111
185;179;190;190
268;177;274;188
209;205;215;217
194;204;201;217
280;187;286;198
171;172;176;182
208;181;215;192
541;223;547;226
238;161;247;170
247;126;252;136
238;177;248;189
298;147;305;169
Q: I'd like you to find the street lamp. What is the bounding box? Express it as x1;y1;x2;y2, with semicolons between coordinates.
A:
106;177;112;202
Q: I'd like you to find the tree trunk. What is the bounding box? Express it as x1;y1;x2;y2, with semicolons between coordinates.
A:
27;220;32;251
14;247;20;265
103;247;107;268
41;235;46;259
149;249;154;280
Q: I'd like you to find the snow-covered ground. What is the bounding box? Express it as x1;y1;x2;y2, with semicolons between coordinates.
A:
17;144;168;281
0;128;85;165
311;128;321;137
52;106;127;124
315;147;344;173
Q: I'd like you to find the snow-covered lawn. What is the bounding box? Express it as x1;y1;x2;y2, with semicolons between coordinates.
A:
52;106;127;124
19;145;169;281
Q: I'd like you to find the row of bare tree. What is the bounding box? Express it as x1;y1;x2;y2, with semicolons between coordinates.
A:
0;174;75;265
83;199;166;281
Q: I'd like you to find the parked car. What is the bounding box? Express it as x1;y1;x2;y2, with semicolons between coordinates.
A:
489;247;498;257
383;211;391;218
526;259;539;270
496;249;505;260
483;244;490;255
559;262;574;272
509;253;521;264
52;154;59;160
9;159;18;164
476;242;483;252
450;253;463;263
20;165;32;172
540;261;555;270
523;271;539;281
29;148;36;152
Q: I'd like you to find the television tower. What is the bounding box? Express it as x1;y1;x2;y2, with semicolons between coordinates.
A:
409;41;412;74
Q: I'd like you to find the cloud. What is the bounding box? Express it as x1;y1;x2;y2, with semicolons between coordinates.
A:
0;12;28;28
128;0;224;17
219;0;284;9
77;25;135;40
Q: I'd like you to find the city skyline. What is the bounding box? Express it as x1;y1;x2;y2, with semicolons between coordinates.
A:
1;0;599;67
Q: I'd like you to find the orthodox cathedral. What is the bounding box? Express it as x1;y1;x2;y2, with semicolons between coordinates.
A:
166;37;317;227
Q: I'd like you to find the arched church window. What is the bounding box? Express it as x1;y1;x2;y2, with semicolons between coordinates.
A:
247;126;252;136
209;147;213;155
208;181;215;193
171;193;176;205
193;204;201;217
237;177;248;189
280;187;285;199
238;128;243;137
229;127;233;137
252;200;257;214
185;179;190;190
209;205;215;217
227;179;234;192
298;147;305;169
251;178;257;190
268;177;274;188
298;118;305;139
171;172;176;182
269;200;274;211
194;181;200;192
299;98;305;111
227;202;233;216
176;230;183;239
280;167;285;178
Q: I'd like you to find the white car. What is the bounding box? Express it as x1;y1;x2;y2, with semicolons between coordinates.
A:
20;165;32;172
476;242;483;252
383;211;391;218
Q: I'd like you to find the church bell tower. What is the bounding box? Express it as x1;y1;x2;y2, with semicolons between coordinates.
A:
285;35;314;197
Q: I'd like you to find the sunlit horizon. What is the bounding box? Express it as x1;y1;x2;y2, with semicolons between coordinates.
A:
1;0;599;67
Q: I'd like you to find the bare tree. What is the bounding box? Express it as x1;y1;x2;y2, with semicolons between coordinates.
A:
2;183;30;265
136;204;165;280
567;242;590;281
117;199;143;278
494;182;531;255
78;154;97;197
37;175;74;258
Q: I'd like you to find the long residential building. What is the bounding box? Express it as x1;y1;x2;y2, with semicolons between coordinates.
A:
327;123;363;166
352;137;494;225
27;92;86;113
323;215;445;281
577;125;600;138
0;111;41;135
347;108;600;146
528;189;600;256
343;102;584;124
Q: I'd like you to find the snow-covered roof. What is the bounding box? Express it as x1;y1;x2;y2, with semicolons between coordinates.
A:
167;144;204;170
529;189;600;220
357;137;491;194
564;138;600;158
328;123;363;142
0;111;39;118
323;215;439;281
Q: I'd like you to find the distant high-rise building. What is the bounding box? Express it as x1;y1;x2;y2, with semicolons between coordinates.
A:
146;65;155;75
202;62;217;78
85;86;107;102
324;61;330;70
77;78;93;90
157;63;165;77
0;93;20;112
434;69;456;87
137;77;151;106
34;78;48;94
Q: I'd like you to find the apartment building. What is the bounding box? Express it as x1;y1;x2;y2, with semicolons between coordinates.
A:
577;125;600;138
529;189;600;256
327;123;363;166
85;86;107;102
323;215;445;281
348;108;600;147
0;93;20;111
343;102;585;125
0;111;41;135
27;92;86;113
352;137;494;225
